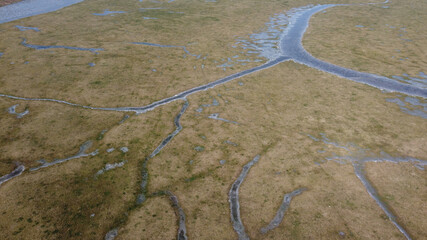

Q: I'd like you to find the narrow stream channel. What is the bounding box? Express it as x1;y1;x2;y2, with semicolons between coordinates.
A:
307;133;426;240
260;188;306;234
229;155;260;240
0;165;25;186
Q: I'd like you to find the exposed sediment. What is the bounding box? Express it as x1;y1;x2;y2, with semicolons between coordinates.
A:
229;155;260;240
260;188;306;234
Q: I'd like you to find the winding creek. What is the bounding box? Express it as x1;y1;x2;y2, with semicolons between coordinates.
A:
150;190;188;240
229;155;260;240
137;100;188;204
280;3;427;98
0;0;425;239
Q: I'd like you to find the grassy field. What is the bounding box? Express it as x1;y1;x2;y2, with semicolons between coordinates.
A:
0;0;425;239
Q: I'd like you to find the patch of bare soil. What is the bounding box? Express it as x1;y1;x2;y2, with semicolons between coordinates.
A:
0;0;23;7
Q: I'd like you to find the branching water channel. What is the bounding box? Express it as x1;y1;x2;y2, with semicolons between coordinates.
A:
136;100;188;205
1;0;425;239
307;133;426;240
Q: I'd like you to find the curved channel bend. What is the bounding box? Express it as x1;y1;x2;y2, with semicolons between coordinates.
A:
280;3;426;98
